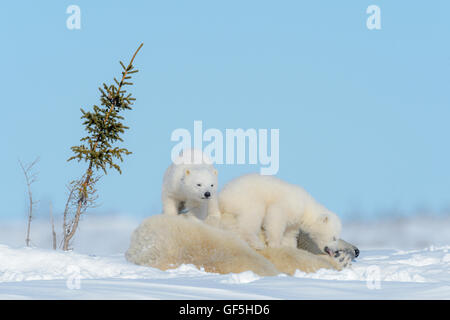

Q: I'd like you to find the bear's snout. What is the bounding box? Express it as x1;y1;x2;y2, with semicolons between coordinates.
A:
204;191;211;198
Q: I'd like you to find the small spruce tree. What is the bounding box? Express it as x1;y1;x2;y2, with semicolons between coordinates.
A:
62;43;143;251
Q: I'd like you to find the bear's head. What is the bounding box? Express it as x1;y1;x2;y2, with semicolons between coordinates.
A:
180;168;218;202
308;210;342;256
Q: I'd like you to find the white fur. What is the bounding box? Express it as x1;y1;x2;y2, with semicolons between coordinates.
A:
125;214;348;276
218;174;342;253
162;149;221;220
125;214;279;276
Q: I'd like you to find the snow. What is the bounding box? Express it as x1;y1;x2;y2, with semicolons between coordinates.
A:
0;215;449;299
341;215;450;250
221;271;261;284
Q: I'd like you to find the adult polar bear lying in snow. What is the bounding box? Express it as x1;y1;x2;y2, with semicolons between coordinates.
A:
125;214;354;276
219;174;342;255
126;172;358;275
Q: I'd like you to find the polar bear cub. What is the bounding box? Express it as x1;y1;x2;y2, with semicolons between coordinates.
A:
219;174;342;255
162;149;221;220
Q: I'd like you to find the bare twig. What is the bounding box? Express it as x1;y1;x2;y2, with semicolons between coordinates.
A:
19;157;39;247
62;175;100;251
62;182;76;248
49;202;57;250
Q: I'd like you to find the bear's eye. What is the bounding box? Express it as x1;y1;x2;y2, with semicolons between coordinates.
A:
197;183;202;187
211;184;214;187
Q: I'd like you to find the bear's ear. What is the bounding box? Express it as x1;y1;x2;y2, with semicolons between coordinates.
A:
185;169;190;176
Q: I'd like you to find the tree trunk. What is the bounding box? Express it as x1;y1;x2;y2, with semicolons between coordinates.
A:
25;188;32;247
62;201;83;251
50;202;57;250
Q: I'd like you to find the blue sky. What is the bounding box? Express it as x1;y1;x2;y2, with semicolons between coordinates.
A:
1;1;449;221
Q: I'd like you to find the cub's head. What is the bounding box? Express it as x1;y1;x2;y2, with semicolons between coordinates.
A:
308;211;342;256
181;168;218;201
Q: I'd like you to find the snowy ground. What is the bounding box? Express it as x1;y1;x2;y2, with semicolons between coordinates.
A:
1;215;449;299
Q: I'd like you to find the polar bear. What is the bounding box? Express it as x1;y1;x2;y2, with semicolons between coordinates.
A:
162;149;221;220
297;230;359;259
125;214;279;276
219;174;342;255
218;210;357;264
125;214;352;276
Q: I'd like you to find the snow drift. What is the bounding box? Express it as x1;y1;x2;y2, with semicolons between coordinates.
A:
0;214;449;299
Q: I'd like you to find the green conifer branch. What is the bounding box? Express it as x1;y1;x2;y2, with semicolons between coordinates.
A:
63;43;143;251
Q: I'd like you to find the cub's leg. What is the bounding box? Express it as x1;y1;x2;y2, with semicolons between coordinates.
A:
162;196;180;216
207;196;221;218
236;204;267;250
263;205;287;248
205;196;222;227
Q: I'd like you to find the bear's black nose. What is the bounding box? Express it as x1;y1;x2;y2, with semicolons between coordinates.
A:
354;248;360;258
204;192;211;198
